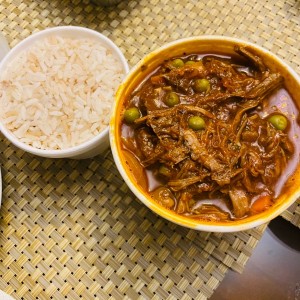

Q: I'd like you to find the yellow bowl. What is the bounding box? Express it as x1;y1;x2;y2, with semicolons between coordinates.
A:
110;36;300;232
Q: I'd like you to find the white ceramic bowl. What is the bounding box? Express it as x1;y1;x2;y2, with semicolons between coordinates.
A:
110;36;300;232
0;32;8;207
0;26;129;159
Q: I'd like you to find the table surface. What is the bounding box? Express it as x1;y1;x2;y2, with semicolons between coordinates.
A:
211;217;300;300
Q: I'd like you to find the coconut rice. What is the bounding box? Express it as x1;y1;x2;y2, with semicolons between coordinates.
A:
0;35;125;150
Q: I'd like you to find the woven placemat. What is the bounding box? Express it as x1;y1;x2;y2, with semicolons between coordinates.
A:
0;0;299;299
281;199;300;228
0;141;243;300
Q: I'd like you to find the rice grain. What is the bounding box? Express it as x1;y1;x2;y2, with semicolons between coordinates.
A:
0;35;125;150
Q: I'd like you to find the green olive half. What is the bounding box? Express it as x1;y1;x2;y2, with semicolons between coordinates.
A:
268;114;288;131
194;78;210;93
188;116;206;130
165;92;180;107
171;58;184;68
124;107;140;124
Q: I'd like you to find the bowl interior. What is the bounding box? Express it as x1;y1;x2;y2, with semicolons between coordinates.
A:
0;26;129;158
110;36;300;232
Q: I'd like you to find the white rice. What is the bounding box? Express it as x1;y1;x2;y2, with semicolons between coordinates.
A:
0;35;125;150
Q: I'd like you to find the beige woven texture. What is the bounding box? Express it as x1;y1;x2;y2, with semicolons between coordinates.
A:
0;0;299;299
281;198;300;228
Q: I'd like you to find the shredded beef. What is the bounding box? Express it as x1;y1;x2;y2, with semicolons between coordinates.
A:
122;46;295;220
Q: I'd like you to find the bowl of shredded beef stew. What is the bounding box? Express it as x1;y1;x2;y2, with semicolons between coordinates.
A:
110;36;300;232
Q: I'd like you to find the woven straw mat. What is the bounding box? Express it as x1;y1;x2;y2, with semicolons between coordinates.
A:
0;0;299;299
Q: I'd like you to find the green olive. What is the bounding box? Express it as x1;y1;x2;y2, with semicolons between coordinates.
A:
188;116;206;130
165;92;180;107
268;114;288;131
171;58;184;68
124;107;140;124
194;78;210;93
185;60;196;65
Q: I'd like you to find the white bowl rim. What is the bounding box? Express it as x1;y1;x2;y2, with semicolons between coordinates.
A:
0;26;129;158
110;35;300;232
